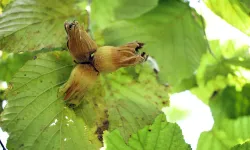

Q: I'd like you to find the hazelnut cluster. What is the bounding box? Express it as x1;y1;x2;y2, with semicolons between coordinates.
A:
59;21;148;105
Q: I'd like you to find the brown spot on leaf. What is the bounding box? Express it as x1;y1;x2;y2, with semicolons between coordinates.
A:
95;120;109;142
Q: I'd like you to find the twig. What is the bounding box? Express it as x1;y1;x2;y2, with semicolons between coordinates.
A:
0;139;6;150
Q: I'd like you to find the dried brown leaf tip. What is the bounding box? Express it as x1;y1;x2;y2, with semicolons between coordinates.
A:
58;64;99;105
92;41;148;73
64;20;98;63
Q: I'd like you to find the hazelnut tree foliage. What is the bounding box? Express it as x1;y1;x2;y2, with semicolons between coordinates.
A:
0;0;250;150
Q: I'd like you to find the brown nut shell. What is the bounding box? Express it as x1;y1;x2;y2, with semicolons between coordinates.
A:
64;21;98;63
92;42;148;73
58;64;99;105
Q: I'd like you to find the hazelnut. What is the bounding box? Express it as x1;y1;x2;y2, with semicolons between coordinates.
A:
58;64;99;105
64;21;98;63
92;42;148;73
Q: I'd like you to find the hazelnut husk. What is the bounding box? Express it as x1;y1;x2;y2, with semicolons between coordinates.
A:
92;42;148;73
58;64;99;105
62;20;148;106
64;20;98;63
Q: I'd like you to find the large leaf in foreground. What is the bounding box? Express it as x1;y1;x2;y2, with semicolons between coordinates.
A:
104;114;191;150
103;0;207;85
0;51;99;150
0;0;83;52
1;51;169;149
204;0;250;36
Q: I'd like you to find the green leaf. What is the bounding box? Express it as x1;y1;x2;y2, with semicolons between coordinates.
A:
0;48;67;82
219;117;250;142
204;0;250;36
241;0;250;11
231;141;250;150
0;0;83;52
192;40;249;104
197;116;250;150
171;74;197;93
224;54;250;70
191;76;228;104
208;84;250;142
0;51;99;150
197;129;237;150
0;52;36;81
196;40;249;84
162;106;191;123
103;65;169;141
91;0;158;29
197;84;250;150
1;0;12;7
210;85;250;122
74;64;170;143
104;114;191;150
73;82;108;145
102;0;207;85
1;51;169;149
